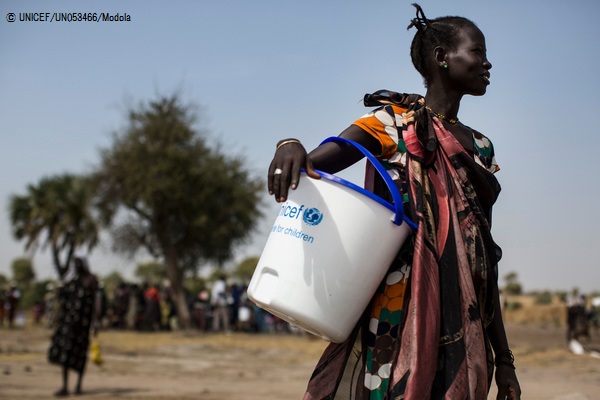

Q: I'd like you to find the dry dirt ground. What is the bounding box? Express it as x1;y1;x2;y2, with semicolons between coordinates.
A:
1;319;600;399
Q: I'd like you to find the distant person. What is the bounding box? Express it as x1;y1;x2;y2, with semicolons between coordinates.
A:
229;283;244;330
161;283;179;330
33;300;45;325
210;274;230;333
236;290;253;332
193;290;210;331
133;283;146;330
96;281;108;329
143;283;162;331
48;257;100;396
566;289;590;344
5;283;21;329
44;282;59;329
591;296;600;332
0;286;6;327
112;282;130;329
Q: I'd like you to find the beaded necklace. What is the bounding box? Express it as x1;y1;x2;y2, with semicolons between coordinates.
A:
425;106;459;124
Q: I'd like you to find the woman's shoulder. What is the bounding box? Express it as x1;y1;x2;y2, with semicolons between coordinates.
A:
465;126;500;173
469;127;496;153
459;123;495;148
470;127;493;143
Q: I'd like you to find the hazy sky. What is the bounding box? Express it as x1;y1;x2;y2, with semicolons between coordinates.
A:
1;0;599;293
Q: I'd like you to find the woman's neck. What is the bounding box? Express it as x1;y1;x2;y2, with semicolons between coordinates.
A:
424;87;463;121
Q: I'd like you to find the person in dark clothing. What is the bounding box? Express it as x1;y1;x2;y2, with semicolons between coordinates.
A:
48;257;99;396
4;283;21;328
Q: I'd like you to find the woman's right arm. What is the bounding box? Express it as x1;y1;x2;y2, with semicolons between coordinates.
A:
268;125;381;203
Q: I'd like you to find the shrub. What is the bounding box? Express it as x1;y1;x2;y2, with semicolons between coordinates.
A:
534;291;553;305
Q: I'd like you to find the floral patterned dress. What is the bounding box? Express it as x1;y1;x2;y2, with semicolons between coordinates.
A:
48;279;95;372
304;91;502;400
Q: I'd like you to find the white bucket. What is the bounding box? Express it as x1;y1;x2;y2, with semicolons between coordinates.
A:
248;137;416;343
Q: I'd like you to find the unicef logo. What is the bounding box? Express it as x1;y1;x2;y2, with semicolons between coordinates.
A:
302;207;324;226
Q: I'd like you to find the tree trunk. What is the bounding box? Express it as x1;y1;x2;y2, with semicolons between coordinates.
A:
52;244;70;280
164;249;192;329
172;286;192;330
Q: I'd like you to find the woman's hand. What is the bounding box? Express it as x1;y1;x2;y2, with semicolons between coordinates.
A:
267;128;381;202
268;139;320;203
495;365;521;400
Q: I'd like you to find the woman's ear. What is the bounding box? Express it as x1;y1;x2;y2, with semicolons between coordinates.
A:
434;46;447;69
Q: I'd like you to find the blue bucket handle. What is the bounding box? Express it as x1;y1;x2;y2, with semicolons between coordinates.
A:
318;136;417;230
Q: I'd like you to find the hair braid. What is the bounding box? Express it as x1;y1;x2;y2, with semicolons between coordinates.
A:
407;3;431;32
407;3;477;87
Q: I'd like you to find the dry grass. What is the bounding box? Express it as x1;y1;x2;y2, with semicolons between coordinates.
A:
504;294;568;327
2;297;600;400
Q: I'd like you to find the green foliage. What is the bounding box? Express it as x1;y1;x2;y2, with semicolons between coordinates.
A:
504;271;518;282
11;257;35;288
503;271;522;295
135;261;167;284
101;271;126;301
0;274;7;287
556;291;568;303
504;283;522;296
233;256;260;283
209;268;229;283
184;275;207;297
20;279;53;309
93;93;264;328
505;301;523;311
93;93;264;269
9;174;99;279
534;291;554;305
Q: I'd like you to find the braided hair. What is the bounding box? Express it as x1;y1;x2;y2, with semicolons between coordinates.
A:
407;3;477;87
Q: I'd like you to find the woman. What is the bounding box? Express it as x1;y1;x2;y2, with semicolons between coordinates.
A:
48;257;99;396
268;4;521;400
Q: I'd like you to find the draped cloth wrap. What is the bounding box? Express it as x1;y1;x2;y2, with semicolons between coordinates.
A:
304;90;502;400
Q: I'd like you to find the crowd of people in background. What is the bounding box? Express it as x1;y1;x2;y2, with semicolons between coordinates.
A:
35;275;297;336
5;277;600;343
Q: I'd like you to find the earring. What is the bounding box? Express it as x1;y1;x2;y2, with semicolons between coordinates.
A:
442;64;448;69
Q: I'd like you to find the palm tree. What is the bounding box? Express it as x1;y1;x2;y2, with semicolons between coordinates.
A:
9;174;99;280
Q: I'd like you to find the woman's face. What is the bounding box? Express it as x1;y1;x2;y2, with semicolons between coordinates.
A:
445;25;492;96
